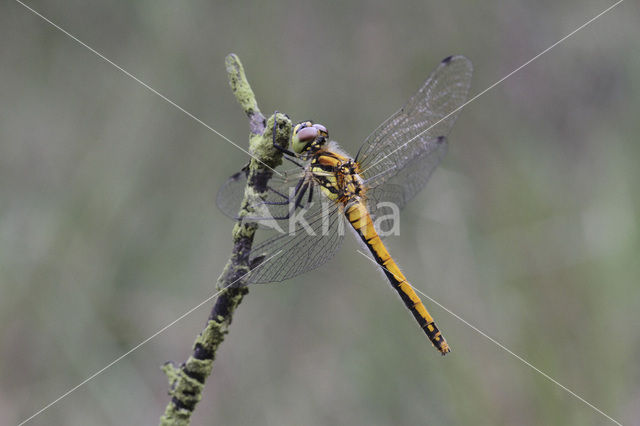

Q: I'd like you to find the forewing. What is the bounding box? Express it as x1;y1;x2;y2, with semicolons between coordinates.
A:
357;56;472;188
366;136;448;234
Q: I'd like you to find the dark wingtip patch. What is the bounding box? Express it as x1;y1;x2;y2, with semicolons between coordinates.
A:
436;135;446;144
442;55;454;64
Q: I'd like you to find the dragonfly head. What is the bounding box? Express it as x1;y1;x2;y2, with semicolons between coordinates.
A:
291;121;329;154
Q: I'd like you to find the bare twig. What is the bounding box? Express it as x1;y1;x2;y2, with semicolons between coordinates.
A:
160;54;291;425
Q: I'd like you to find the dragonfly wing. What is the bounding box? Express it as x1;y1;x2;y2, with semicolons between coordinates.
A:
216;169;250;219
247;201;345;284
365;136;448;234
216;166;308;222
356;56;472;188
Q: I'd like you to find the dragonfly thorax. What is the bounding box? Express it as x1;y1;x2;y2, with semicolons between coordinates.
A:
291;121;329;154
310;147;366;205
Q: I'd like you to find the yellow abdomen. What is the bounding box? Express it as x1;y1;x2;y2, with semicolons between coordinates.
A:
345;202;450;354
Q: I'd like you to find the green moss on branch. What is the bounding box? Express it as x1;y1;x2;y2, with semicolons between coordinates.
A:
160;54;291;425
225;53;266;135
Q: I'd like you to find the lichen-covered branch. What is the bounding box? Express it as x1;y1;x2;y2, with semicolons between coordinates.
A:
225;53;266;136
160;54;291;426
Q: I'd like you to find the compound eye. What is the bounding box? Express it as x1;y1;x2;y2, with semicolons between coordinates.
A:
313;123;327;135
296;126;318;142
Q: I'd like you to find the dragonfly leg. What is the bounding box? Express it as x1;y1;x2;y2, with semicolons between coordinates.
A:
253;185;293;209
264;201;301;220
283;155;304;167
264;185;290;201
254;181;297;208
307;183;314;204
273;143;297;158
295;183;309;209
253;176;310;220
260;200;290;206
274;179;310;219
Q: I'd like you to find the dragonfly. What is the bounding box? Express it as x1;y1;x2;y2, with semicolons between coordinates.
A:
217;55;472;354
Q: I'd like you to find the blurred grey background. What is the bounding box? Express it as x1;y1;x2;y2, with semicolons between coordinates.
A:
1;1;639;425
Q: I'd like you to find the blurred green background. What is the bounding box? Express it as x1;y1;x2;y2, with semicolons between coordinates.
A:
1;1;639;425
